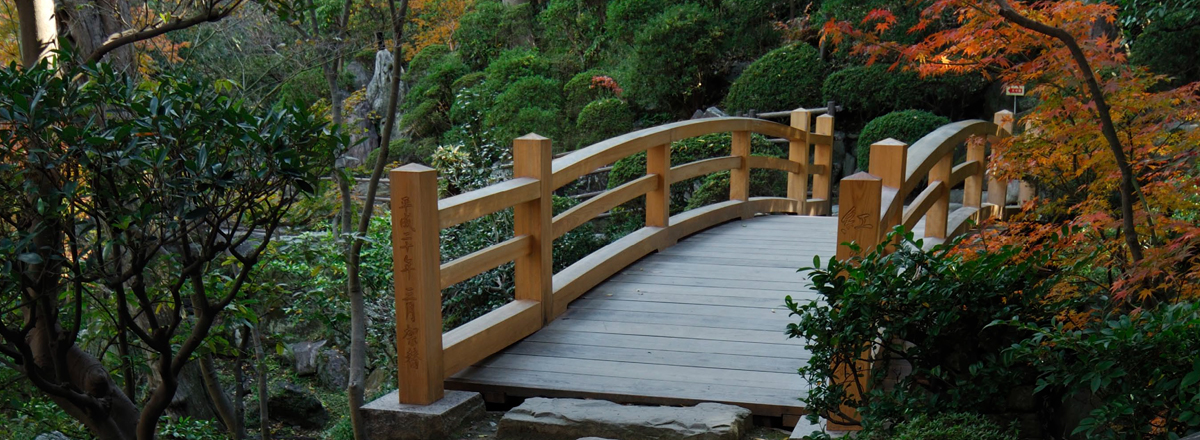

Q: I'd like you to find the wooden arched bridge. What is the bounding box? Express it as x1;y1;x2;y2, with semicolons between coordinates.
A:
385;108;1016;428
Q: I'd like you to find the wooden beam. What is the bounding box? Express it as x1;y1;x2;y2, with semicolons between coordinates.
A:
390;164;445;405
925;154;952;239
787;109;811;214
438;178;540;229
646;143;671;229
513;134;554;323
440;236;532;289
810;115;835;216
670;156;742;184
553;174;658;239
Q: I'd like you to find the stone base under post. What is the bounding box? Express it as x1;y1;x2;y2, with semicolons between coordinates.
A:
362;390;485;440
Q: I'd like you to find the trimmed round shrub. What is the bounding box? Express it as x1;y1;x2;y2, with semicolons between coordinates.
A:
482;48;554;91
575;98;633;148
400;52;468;140
403;44;452;82
626;3;724;113
857;110;949;170
723;43;826;113
685;167;788;211
824;65;989;129
564;69;621;118
487;76;564;145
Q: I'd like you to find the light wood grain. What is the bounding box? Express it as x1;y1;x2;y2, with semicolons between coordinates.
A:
551;227;667;318
730;131;752;203
438;177;539;229
513;134;554;322
746;155;802;174
949;160;981;189
646;143;671;229
964;143;985;207
440;235;531;289
669;156;741;184
810;114;835;215
902;181;947;233
551;118;804;190
837;172;883;260
390;164;445;405
788;109;812;213
442;299;542;378
925;153;952;239
552;174;657;239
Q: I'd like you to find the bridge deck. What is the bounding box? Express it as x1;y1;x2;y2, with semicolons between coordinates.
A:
445;215;839;421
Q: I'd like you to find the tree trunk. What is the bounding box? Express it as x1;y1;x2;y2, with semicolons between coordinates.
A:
14;0;58;66
349;2;411;439
994;0;1145;263
199;354;238;435
252;325;270;440
58;0;136;72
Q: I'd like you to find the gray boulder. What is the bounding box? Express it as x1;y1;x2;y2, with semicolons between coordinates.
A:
318;349;349;391
497;398;751;440
289;340;325;376
266;382;329;429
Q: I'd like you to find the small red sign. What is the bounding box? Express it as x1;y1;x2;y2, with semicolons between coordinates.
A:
1005;84;1026;96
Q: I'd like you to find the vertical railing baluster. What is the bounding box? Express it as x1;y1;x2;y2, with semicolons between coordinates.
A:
513;134;554;323
811;114;835;216
987;110;1014;219
390;164;445;405
868;138;907;240
788;109;812;215
926;154;952;239
646;142;672;249
730;130;752;219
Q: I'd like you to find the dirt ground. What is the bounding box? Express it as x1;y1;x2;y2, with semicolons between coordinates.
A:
449;411;794;440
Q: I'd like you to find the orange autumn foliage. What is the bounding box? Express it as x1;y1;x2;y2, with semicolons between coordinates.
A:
402;0;472;61
825;1;1200;307
0;2;20;65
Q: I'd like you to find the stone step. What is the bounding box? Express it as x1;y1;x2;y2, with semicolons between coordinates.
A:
497;398;752;440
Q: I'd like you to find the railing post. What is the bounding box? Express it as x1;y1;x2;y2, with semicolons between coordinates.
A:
925;153;952;239
513;134;554;323
730;130;752;219
829;171;883;431
646;142;674;250
788;108;812;215
987;110;1014;219
964;141;985;209
811;114;835;216
390;164;445;405
868;138;907;239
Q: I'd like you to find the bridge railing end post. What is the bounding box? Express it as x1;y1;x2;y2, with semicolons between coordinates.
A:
513;134;555;323
390;164;445;405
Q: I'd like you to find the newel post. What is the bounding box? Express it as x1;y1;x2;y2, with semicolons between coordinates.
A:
788;108;812;214
730;130;752;219
390;164;445;405
987;110;1014;219
868;138;907;239
811;114;835;216
513;134;554;323
646;141;673;249
829;171;883;431
926;152;952;240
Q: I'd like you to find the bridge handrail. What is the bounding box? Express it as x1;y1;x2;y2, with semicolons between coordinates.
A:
827;110;1016;430
387;109;836;405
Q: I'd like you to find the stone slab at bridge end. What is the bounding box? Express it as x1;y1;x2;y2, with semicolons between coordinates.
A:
361;390;485;440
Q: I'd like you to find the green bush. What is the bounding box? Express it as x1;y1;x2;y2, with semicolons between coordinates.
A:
605;0;681;45
856;110;949;170
454;0;535;70
627;3;724;113
564;69;621;118
1004;301;1200;439
723;43;826;113
538;0;608;71
787;231;1054;430
575;98;633;148
684;168;788;211
851;413;1018;440
279;68;328;107
821;65;925;127
400;51;469;141
1129;9;1200;88
404;44;452;83
487;76;564;146
482;48;554;92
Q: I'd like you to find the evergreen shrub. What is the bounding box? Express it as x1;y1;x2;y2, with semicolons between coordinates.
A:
723;43;826;113
575;98;632;148
856;110;949;170
627;3;724;113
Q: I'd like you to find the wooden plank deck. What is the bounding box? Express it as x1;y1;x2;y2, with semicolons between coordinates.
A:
445;214;839;421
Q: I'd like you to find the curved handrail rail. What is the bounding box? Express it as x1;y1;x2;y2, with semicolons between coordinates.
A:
551;117;807;190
